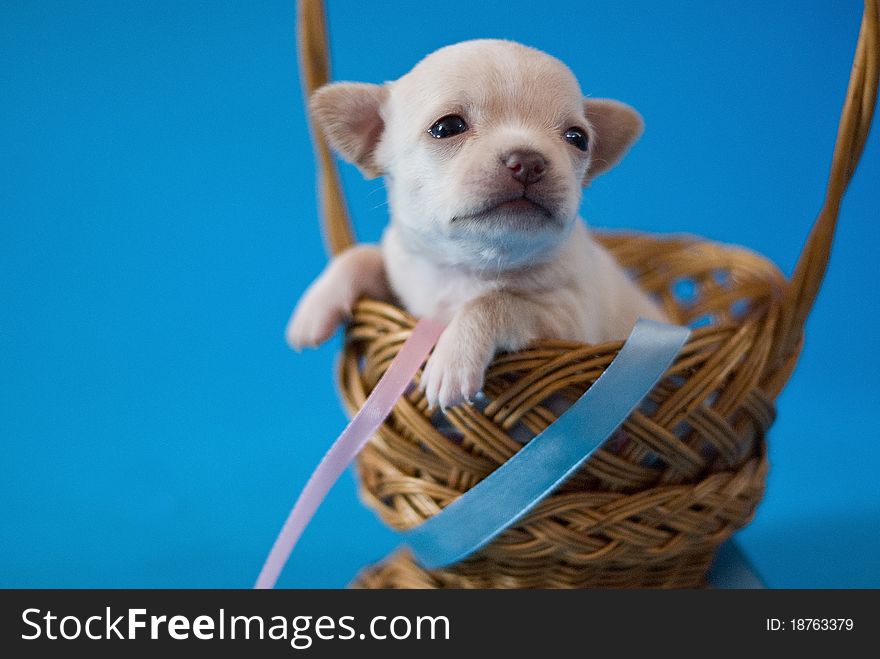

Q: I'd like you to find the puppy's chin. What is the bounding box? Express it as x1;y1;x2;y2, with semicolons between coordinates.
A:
389;182;579;271
439;207;575;271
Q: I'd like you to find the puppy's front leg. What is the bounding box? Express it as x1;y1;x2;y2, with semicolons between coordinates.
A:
421;292;546;410
286;245;390;349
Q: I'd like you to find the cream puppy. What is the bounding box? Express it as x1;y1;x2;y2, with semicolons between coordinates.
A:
287;39;666;409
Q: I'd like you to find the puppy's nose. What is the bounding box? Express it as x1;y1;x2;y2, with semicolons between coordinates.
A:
503;149;546;184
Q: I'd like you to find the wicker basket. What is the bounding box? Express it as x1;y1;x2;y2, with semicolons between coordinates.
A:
297;0;879;588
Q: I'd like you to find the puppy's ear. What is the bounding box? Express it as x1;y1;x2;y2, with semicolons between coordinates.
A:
309;82;388;179
583;99;644;182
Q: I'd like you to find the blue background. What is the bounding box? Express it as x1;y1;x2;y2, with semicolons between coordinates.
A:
1;0;877;588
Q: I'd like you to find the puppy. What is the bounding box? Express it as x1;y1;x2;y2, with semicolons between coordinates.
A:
287;39;667;409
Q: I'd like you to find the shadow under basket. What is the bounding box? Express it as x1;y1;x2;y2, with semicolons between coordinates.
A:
294;0;879;588
343;233;783;589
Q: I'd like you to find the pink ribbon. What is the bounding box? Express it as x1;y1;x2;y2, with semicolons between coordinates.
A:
254;318;445;589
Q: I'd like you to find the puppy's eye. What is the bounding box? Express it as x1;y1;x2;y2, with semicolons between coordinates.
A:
563;127;589;151
429;115;468;139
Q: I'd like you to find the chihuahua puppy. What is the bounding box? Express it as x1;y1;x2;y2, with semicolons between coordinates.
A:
287;39;666;409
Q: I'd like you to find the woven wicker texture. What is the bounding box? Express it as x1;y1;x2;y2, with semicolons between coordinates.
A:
296;0;879;588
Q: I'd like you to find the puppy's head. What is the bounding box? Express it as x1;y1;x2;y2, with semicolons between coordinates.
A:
310;40;642;270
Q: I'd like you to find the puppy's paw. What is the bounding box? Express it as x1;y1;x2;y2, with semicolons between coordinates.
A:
420;329;493;410
285;285;350;350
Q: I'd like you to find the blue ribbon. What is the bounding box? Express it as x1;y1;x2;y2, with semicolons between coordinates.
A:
402;319;691;569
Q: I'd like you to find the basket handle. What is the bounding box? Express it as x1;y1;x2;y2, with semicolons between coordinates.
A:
772;0;879;367
298;0;356;256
